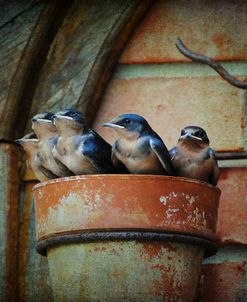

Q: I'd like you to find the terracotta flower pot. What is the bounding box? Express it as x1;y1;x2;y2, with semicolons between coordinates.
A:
33;175;220;302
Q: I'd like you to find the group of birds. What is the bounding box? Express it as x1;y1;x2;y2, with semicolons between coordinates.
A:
16;109;219;186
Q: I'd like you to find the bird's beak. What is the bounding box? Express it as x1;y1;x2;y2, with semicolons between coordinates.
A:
15;139;22;145
191;135;203;141
102;122;124;129
15;138;38;144
32;118;51;124
181;133;192;139
181;133;202;141
54;115;73;121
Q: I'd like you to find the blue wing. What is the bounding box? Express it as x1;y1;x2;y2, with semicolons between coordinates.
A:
169;146;178;160
82;130;118;173
150;137;174;175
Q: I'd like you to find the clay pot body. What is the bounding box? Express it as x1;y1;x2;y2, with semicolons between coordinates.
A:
33;175;220;302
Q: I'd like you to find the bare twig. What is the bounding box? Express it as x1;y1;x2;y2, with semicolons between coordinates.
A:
216;151;247;160
175;37;247;89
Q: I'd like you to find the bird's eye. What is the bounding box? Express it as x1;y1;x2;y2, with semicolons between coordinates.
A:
45;113;54;120
196;130;204;138
66;112;75;117
123;118;131;124
181;129;186;136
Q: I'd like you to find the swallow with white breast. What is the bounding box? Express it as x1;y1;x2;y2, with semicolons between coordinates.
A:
169;126;219;185
32;112;74;177
15;132;57;182
52;109;120;175
103;114;174;175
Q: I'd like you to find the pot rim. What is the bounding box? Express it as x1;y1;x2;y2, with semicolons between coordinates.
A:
33;174;221;249
36;230;218;258
32;174;221;194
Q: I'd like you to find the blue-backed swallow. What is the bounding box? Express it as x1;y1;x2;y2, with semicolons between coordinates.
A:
32;112;74;178
169;126;220;186
52;109;120;175
103;114;174;175
15;132;57;182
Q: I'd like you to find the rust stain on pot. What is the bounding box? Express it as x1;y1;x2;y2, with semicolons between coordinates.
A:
142;241;179;261
33;175;220;242
47;240;204;302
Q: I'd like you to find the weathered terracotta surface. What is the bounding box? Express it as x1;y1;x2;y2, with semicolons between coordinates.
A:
33;173;220;301
33;175;220;242
48;241;204;302
120;0;247;63
198;262;246;302
217;168;247;245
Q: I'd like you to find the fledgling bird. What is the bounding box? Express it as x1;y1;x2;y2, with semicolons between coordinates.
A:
15;132;57;182
103;114;173;175
32;112;74;178
52;109;120;175
169;126;219;186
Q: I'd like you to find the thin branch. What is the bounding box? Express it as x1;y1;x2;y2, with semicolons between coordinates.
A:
175;37;247;89
216;151;247;160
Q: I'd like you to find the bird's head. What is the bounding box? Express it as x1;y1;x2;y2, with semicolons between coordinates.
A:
31;112;56;139
102;114;151;140
179;126;209;146
15;132;39;155
53;109;86;135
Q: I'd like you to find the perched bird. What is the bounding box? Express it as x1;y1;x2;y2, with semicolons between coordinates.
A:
52;109;119;175
169;126;219;186
32;112;74;177
103;114;173;175
15;132;57;182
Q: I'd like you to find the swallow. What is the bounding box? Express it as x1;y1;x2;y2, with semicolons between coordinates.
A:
169;126;219;185
32;112;74;177
15;132;57;182
103;114;173;175
52;109;120;175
